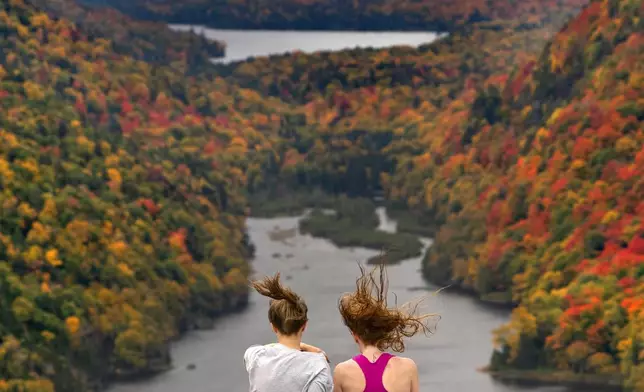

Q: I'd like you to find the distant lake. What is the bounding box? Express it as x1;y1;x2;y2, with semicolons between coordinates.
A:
170;25;445;62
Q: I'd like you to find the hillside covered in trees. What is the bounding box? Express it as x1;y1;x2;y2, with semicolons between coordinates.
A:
1;0;644;390
0;0;291;389
393;1;644;389
82;0;587;31
33;0;226;71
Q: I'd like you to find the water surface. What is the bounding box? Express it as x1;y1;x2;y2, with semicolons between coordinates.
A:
110;208;599;392
169;26;444;62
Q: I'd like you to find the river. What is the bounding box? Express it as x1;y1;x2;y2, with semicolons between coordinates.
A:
110;208;601;392
169;26;444;63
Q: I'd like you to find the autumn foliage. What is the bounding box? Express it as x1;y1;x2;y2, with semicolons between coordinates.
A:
1;0;643;390
378;0;643;389
96;0;587;31
0;0;287;389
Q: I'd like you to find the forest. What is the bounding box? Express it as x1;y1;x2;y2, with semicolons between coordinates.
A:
1;0;643;390
0;0;289;388
78;0;587;31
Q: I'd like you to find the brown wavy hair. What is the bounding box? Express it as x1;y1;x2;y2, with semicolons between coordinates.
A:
252;272;308;336
339;264;438;352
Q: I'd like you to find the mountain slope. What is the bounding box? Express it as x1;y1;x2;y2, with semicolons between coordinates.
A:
382;0;643;388
30;0;225;71
84;0;587;31
0;0;289;389
221;5;581;197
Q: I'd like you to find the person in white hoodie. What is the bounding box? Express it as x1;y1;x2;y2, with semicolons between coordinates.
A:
244;273;333;392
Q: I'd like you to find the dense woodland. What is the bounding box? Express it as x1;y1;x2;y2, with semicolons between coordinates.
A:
31;0;225;72
0;0;290;388
1;0;643;390
80;0;587;30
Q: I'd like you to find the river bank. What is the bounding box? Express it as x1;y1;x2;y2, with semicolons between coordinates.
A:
299;205;424;265
483;368;623;391
242;193;624;391
107;207;616;392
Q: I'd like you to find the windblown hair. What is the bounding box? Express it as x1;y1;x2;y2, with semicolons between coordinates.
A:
339;264;438;353
252;272;308;336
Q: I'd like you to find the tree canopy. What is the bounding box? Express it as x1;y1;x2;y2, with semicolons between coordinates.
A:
1;0;643;390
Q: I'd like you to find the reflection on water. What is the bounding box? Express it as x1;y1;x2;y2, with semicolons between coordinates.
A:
110;209;607;392
169;26;445;63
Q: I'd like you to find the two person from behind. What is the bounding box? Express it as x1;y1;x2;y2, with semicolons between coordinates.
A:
245;264;434;392
244;273;333;392
333;264;433;392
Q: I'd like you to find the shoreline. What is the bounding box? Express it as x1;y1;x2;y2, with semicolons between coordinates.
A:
254;208;625;392
425;282;517;311
126;13;460;34
481;367;624;391
103;294;249;391
110;203;624;392
170;23;449;34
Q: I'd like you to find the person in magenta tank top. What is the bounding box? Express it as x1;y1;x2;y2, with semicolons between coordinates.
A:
332;264;439;392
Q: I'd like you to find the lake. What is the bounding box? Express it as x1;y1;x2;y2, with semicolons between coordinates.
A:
110;208;607;392
169;26;445;63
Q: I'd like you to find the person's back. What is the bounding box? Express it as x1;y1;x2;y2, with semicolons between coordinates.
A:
334;353;418;392
244;273;333;392
245;343;332;392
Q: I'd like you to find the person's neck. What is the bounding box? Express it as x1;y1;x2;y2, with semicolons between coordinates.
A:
277;334;302;350
358;342;382;359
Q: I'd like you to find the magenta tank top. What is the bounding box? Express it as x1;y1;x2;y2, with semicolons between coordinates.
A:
352;353;395;392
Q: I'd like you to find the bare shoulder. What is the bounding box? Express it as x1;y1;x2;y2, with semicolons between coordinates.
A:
391;356;418;373
334;359;359;375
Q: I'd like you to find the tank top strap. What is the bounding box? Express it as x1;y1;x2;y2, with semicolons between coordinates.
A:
352;353;395;392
